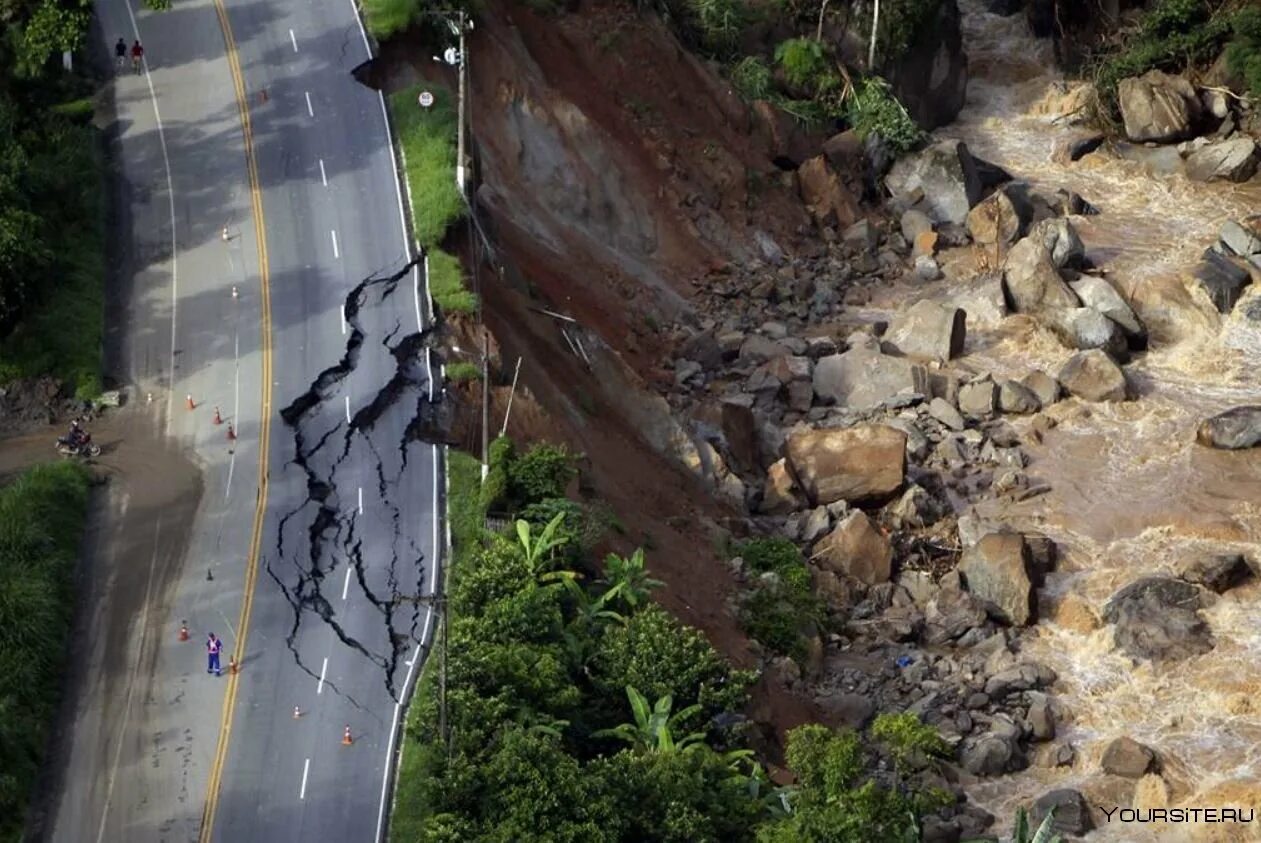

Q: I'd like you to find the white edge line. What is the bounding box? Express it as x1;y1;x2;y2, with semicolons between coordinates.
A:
357;486;363;515
305;90;314;117
331;229;339;259
317;657;327;695
339;303;346;335
349;0;373;59
299;758;311;800
319;158;328;187
289;28;298;52
122;3;178;436
342;565;351;600
344;395;351;424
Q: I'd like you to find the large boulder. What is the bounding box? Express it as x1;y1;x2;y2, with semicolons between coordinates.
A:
923;583;990;644
1220;216;1261;263
1058;349;1128;402
786;424;906;505
813;347;930;410
1103;577;1214;661
814;510;893;585
1069;275;1146;341
885;139;983;225
1026;218;1086;270
961;719;1025;776
883;299;967;362
1043;306;1129;358
1101;736;1157;778
1117;70;1201;143
798;155;861;229
1178;553;1254;592
959;533;1036;625
759;458;803;514
880;0;969;130
720;396;759;473
953;272;1008;328
1186;136;1259;183
1191;249;1253;313
1196;406;1261;449
966;182;1032;246
1032;789;1093;836
1002;239;1080;313
1129;273;1221;346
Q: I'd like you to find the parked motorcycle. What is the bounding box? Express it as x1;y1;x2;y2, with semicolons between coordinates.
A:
55;433;100;458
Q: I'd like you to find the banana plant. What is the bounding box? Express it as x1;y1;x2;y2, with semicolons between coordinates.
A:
515;513;576;586
599;548;664;610
594;685;707;755
964;808;1061;843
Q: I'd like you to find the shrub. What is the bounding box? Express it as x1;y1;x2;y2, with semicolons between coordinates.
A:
690;0;746;55
869;0;941;62
444;360;481;383
846;75;925;153
1226;6;1261;98
735;538;820;660
730;56;773;101
507;443;576;506
481;434;515;513
774;37;827;90
738;537;801;573
870;712;950;774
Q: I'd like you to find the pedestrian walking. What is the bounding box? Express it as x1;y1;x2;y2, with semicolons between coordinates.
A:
114;37;126;71
207;633;223;676
130;40;144;74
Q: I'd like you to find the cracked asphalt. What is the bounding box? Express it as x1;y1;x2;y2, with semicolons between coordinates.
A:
39;0;443;840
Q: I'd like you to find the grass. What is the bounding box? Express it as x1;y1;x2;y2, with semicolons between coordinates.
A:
0;116;104;399
390;449;486;842
444;360;481;383
362;0;421;40
0;462;92;842
387;84;477;317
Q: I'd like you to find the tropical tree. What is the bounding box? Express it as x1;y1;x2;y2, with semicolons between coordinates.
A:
515;512;576;586
599;547;664;609
595;685;708;755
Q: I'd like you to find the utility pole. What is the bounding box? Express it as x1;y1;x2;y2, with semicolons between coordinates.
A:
480;328;489;481
455;10;467;195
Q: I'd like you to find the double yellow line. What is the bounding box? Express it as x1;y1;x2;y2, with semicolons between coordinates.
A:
200;1;272;840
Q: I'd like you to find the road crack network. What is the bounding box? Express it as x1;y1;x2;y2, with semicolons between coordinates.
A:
266;252;443;703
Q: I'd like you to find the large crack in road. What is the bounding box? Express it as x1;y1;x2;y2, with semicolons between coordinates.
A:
265;253;445;705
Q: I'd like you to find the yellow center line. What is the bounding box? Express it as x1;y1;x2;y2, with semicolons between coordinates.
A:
201;1;272;840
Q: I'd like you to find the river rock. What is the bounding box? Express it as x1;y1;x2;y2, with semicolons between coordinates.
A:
1043;306;1129;358
961;718;1025;776
1131;273;1222;346
953;272;1008;328
959;533;1036;625
1178;553;1254;592
883;300;967;362
929;396;965;431
1026;218;1086;270
814;510;893;585
1103;577;1214;661
1028;695;1055;741
785;424;906;505
813;347;930;410
1021;370;1061;406
1220;217;1261;261
1002;238;1080;313
1117;70;1200;143
1186;136;1259;183
998;379;1041;414
1192;249;1253;313
884;139;983;225
1032;788;1093;836
1069;275;1146;341
760;458;803;514
1058;349;1128;402
966;184;1031;246
1196;406;1261;449
958;377;998;418
1101;736;1157;778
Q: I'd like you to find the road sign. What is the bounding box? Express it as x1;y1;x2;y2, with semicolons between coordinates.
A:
418;91;435;108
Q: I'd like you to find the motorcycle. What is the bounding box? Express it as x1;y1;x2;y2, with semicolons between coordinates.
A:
56;433;101;458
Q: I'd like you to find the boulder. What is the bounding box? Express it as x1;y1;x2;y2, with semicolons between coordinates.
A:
1043;306;1129;358
998;379;1041;414
739;334;786;363
1101;736;1156;778
1178;554;1254;593
900;209;934;243
1069;275;1146;341
1032;789;1093;836
800;506;832;544
798;155;860;228
814;510;893;585
1186;136;1259;183
1220;217;1261;261
679;331;724;370
1028;696;1055;741
958;377;998;418
752;99;816;167
720;396;759;473
961;721;1025;776
1130;273;1221;346
1021;370;1061;406
1058;350;1128;402
928;396;965;431
1117;70;1200;143
966;184;1032;246
812;347;930;410
1026;218;1086;270
1002;239;1080;313
1196;406;1261;449
1191;249;1253;313
913;255;942;281
924;586;990;644
760;459;803;514
880;0;969;130
843;219;879;253
959;533;1036;626
786;424;907;505
884;139;983;225
883;300;967;362
1102;577;1214;661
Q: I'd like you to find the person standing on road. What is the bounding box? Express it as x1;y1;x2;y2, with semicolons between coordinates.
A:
207;633;222;676
130;40;144;74
114;38;127;71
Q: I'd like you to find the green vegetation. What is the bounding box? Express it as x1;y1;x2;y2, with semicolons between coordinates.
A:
735;538;821;662
0;462;91;842
870;711;951;775
443;360;481;383
968;807;1062;843
387;85;476;316
0;3;105;397
1092;0;1261;118
846;75;925;154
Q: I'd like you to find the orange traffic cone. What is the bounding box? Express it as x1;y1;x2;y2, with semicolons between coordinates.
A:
186;394;195;410
293;706;302;720
342;725;353;746
213;406;223;425
179;621;189;642
227;423;236;441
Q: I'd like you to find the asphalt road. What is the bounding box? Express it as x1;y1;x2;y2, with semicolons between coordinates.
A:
40;0;441;840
